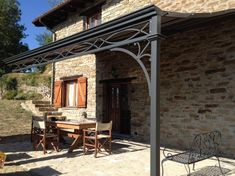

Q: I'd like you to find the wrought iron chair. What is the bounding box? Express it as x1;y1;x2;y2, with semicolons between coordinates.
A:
32;115;59;154
161;131;224;176
83;121;112;157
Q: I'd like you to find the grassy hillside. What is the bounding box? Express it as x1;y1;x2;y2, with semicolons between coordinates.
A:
0;67;51;100
0;100;32;137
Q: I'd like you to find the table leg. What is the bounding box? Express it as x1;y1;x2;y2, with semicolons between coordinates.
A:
68;134;82;153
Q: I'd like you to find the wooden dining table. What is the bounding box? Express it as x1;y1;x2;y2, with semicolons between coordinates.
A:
47;120;96;153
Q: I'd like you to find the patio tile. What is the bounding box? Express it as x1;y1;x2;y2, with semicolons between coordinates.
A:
1;141;235;176
0;140;150;176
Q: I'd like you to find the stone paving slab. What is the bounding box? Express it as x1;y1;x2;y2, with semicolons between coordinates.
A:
1;141;235;176
0;140;150;176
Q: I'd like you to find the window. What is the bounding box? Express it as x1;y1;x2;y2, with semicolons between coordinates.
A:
85;9;101;29
65;80;78;107
54;77;87;108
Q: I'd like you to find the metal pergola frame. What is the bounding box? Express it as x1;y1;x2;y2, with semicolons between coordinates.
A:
4;4;235;176
4;5;163;176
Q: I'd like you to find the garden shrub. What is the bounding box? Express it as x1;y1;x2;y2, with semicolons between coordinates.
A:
14;91;42;100
25;74;38;86
5;77;18;90
3;90;17;100
0;76;18;91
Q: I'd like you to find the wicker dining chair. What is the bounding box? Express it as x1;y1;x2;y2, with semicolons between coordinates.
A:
32;115;59;154
83;121;112;157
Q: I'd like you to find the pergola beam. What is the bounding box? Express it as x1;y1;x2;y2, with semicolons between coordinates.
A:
4;5;163;176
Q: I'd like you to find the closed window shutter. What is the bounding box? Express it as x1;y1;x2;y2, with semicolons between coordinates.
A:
54;80;63;108
77;77;87;108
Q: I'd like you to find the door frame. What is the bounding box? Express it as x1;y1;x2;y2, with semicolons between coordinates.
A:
100;77;135;134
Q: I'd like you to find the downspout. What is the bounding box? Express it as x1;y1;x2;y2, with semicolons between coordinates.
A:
39;18;56;105
51;33;56;105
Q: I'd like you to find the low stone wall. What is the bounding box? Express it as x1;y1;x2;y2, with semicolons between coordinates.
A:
20;85;51;101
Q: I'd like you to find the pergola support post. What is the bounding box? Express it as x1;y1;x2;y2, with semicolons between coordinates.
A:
150;15;161;176
50;62;55;105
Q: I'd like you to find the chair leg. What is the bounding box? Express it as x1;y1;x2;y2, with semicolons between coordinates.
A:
216;156;225;176
161;158;167;176
186;164;191;176
109;138;112;155
57;130;60;151
94;139;98;158
193;163;195;171
83;134;86;155
43;137;46;154
32;135;36;150
51;140;59;152
30;131;33;143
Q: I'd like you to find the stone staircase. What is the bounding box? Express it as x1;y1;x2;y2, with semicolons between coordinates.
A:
21;100;65;120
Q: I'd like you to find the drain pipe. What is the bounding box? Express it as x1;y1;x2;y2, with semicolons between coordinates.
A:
51;32;56;105
39;18;57;105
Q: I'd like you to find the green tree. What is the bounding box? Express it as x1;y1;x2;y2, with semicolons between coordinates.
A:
35;0;65;47
36;31;53;46
34;0;64;73
0;0;28;62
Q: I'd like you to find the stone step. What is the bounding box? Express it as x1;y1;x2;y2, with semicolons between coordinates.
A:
47;116;67;121
35;104;53;108
32;100;51;105
45;112;63;116
38;107;58;112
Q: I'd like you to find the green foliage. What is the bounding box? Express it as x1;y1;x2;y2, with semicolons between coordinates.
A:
14;90;42;100
36;31;53;46
0;73;50;100
0;75;18;91
25;74;38;86
0;0;28;62
3;90;17;100
47;76;52;87
3;89;42;100
5;77;18;90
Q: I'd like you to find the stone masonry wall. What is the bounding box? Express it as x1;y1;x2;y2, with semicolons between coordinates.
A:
160;17;235;156
96;51;150;141
54;0;235;40
52;0;235;154
55;55;96;120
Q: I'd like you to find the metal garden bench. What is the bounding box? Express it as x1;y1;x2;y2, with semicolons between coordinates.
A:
161;131;224;176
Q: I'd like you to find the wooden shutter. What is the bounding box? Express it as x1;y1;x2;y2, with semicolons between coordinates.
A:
54;80;63;108
77;77;87;108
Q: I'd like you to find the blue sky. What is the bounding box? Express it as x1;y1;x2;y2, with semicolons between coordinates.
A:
19;0;51;49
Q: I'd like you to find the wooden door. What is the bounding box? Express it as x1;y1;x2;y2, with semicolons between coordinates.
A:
104;83;131;134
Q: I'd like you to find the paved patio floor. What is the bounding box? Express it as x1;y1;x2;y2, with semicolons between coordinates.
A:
1;139;235;176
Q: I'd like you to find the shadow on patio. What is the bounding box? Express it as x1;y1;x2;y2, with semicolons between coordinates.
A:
1;166;61;176
2;139;235;176
1;139;150;176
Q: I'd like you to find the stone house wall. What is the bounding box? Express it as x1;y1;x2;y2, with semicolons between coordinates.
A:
55;55;97;120
54;0;235;40
95;51;150;141
160;17;235;156
53;0;235;152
